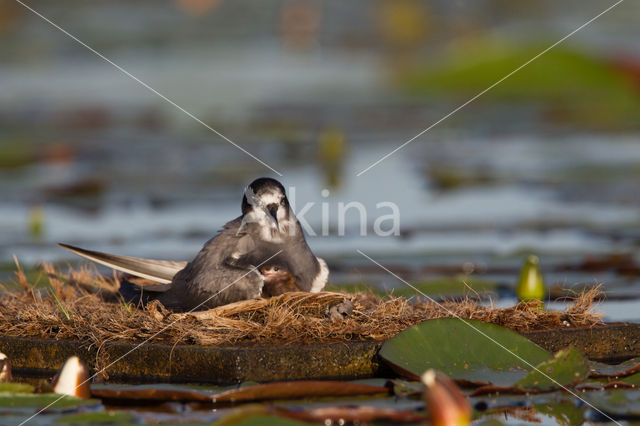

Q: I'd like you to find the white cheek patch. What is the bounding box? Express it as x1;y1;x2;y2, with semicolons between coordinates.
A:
259;191;282;206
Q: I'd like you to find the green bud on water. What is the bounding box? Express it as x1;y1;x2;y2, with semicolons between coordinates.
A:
517;255;545;302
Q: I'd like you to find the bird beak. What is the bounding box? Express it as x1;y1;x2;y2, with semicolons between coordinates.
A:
268;206;279;230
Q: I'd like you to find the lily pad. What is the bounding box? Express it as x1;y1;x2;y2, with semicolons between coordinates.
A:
0;393;100;410
220;415;310;426
515;347;590;391
0;383;35;393
534;400;585;426
389;380;423;397
212;380;389;403
56;411;135;424
579;371;640;389
90;383;218;402
590;357;640;378
584;389;640;418
379;318;552;386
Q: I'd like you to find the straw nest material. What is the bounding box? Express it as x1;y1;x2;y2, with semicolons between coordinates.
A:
0;263;603;348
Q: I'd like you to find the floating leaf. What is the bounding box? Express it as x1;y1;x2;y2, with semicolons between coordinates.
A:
56;411;135;424
91;383;217;402
389;379;423;397
614;372;640;387
0;393;100;410
92;380;388;404
584;389;640;418
379;318;552;385
218;415;309;426
473;393;583;425
534;400;585;426
0;383;34;393
214;404;425;425
579;371;640;390
212;380;389;403
590;357;640;378
281;406;426;424
515;347;589;391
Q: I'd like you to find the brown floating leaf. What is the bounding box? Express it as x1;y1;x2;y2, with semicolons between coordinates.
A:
211;380;390;403
92;381;388;403
91;385;213;402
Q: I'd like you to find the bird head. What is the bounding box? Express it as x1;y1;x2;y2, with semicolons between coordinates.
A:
240;177;292;236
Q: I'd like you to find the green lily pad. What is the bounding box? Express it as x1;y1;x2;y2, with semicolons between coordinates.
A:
581;371;640;389
379;318;552;386
0;393;100;410
218;415;310;426
515;347;590;391
0;383;35;393
590;357;640;378
389;380;423;397
534;400;585;426
584;389;640;418
615;372;640;387
473;393;585;425
56;411;135;424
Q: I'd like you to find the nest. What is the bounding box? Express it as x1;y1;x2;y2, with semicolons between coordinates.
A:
0;263;603;348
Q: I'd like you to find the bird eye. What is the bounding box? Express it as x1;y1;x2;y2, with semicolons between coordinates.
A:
273;266;280;271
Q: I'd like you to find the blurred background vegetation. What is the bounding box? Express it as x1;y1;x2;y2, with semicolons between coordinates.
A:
1;0;640;318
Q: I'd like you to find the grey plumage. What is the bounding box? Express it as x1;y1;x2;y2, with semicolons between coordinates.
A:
59;177;329;312
58;243;186;284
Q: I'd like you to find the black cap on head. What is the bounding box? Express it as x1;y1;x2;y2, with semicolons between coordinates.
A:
241;177;288;214
248;177;286;195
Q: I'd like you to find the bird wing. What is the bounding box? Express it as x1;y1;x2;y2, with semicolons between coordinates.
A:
58;243;187;284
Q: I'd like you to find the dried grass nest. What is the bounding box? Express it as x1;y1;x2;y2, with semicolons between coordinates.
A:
0;263;603;348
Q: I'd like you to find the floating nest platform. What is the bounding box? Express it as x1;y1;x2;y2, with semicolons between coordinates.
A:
1;264;635;384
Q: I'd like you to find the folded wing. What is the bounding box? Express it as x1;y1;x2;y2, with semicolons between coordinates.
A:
58;243;187;284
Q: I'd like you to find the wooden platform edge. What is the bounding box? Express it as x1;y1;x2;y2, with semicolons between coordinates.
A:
1;323;638;384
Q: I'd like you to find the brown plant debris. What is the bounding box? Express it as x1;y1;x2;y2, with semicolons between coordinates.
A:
0;263;603;348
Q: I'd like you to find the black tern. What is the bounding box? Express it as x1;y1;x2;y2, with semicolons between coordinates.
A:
59;177;329;311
